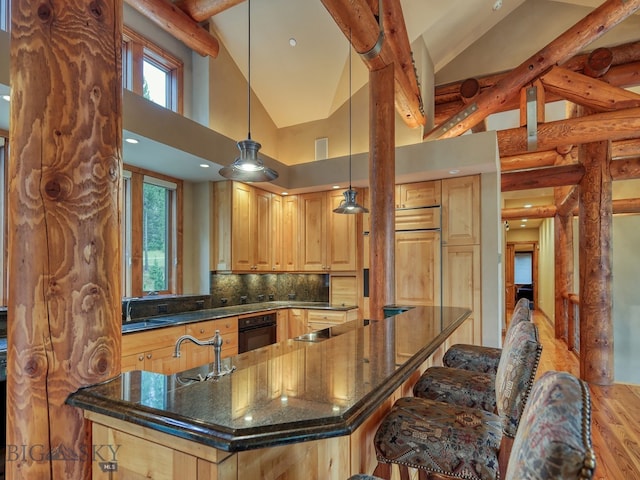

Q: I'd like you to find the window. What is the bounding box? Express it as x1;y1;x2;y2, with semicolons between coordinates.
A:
122;166;182;297
0;0;9;32
514;252;533;284
122;27;183;114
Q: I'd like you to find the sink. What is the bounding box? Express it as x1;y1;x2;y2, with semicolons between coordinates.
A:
293;328;332;343
122;318;175;333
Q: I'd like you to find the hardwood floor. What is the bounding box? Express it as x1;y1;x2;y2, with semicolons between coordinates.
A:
532;310;640;480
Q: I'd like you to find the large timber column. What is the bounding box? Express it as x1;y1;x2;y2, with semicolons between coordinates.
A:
7;0;123;478
368;63;395;320
578;139;613;385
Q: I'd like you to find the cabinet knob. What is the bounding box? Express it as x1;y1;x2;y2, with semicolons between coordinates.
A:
225;339;230;344
138;355;144;361
225;323;230;328
200;328;205;334
146;353;152;359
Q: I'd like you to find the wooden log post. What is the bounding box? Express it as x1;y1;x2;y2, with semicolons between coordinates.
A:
579;138;614;385
7;0;123;478
554;213;574;341
368;63;395;320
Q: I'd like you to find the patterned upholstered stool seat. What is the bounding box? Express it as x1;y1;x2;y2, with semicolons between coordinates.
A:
414;321;541;439
442;298;531;374
372;370;595;480
374;397;503;479
347;475;385;480
372;321;541;480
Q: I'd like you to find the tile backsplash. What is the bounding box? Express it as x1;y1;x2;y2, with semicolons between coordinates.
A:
210;273;329;307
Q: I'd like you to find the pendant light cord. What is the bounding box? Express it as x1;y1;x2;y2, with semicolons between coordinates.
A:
247;0;252;140
348;27;353;189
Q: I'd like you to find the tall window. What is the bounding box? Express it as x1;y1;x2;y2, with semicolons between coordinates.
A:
122;27;183;114
122;167;181;297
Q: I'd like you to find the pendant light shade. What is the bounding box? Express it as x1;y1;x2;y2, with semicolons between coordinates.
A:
333;30;368;215
219;0;278;183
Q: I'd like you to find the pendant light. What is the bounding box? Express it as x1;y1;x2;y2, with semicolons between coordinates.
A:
219;0;278;182
333;31;368;214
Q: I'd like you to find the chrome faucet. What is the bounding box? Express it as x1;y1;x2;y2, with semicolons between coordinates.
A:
174;330;236;380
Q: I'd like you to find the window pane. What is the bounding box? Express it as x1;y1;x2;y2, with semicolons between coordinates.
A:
143;59;169;108
514;252;533;284
143;183;168;292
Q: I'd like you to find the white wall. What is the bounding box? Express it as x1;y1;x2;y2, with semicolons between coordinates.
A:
537;218;555;322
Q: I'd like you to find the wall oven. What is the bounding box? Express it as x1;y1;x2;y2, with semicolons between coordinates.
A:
238;313;277;353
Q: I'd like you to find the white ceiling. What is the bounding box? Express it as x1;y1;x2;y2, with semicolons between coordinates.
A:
209;0;528;128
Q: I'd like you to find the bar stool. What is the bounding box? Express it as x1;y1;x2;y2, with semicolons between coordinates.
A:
347;475;384;480
371;320;541;480
371;370;595;480
413;321;541;428
442;297;531;373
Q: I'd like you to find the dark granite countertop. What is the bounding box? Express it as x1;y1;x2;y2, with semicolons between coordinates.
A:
68;306;471;452
121;301;357;334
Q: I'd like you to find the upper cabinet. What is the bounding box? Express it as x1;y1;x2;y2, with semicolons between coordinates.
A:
231;182;272;271
395;180;441;209
298;190;357;272
442;176;480;245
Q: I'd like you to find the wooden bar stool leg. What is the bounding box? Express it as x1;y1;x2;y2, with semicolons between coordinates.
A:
372;462;391;480
399;465;411;480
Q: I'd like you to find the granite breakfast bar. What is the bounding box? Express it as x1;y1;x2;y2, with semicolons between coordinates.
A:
68;306;472;479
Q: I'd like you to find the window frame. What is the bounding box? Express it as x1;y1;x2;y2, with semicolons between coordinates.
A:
122;165;182;298
122;26;184;114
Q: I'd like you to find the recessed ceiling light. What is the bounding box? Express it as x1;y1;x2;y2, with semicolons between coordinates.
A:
520;224;526;228
449;169;460;175
282;192;288;196
523;203;532;208
2;95;9;102
289;37;297;47
521;219;528;222
125;138;139;144
493;0;502;11
199;163;210;168
332;185;341;189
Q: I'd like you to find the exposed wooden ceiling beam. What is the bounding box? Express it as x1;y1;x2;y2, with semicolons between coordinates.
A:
503;198;640;219
174;0;243;22
502;164;585;192
124;0;220;57
539;66;640;112
425;0;640;140
321;0;425;128
497;107;640;158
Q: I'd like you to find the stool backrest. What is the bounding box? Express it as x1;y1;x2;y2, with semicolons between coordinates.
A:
505;370;596;480
495;321;542;437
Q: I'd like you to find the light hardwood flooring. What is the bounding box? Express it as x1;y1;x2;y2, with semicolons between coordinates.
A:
532;310;640;480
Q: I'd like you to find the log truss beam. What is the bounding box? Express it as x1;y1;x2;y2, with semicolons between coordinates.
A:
321;0;425;128
174;0;243;22
124;0;220;57
427;0;640;140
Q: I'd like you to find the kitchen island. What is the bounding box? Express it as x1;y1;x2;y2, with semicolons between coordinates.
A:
68;306;472;479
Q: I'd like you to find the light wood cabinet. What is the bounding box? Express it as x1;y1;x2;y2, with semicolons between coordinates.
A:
281;195;299;271
395;206;441;231
395;180;441;209
287;308;307;339
298;190;357;272
443;245;481;343
231;183;272;271
442;175;480;246
306;309;357;332
121;325;187;374
184;317;239;369
271;193;283;271
395;230;441;307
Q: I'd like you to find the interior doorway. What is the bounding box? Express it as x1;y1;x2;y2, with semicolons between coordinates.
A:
505;242;538;312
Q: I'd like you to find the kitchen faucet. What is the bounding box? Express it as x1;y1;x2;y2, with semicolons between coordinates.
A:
174;330;236;380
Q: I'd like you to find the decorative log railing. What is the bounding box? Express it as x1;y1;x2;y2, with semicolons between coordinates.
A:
563;293;581;355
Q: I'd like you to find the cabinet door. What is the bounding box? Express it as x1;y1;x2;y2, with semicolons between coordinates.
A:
145;345;185;374
395;230;441;306
254;188;272;271
271;193;283;271
121;352;145;372
276;309;289;342
288;308;307;338
396;181;441;209
232;182;254;270
442;175;480;246
443;245;481;344
327;190;357;271
282;195;299;271
298;192;327;271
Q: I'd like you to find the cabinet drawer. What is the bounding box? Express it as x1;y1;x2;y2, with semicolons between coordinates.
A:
395;206;440;231
186;316;238;339
306;310;346;324
122;325;185;357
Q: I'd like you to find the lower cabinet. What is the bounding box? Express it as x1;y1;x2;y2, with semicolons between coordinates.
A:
183;317;239;370
306;309;358;332
287;308;307;339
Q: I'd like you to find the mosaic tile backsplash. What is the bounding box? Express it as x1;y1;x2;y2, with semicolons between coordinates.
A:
210;273;329;307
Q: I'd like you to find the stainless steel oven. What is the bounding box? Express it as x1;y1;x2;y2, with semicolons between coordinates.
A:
238;313;277;353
